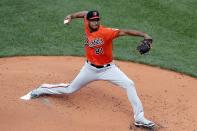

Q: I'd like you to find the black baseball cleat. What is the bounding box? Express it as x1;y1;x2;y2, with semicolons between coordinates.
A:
135;117;155;129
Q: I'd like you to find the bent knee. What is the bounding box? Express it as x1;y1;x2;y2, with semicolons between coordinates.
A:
121;79;135;89
129;79;135;85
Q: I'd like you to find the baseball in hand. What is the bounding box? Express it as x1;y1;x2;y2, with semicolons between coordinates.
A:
64;19;69;24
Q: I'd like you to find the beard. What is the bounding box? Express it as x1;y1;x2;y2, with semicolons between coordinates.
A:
89;25;100;32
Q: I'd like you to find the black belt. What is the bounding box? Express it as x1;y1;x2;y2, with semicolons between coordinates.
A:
87;60;111;68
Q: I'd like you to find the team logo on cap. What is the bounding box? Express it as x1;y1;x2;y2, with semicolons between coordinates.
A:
93;12;97;16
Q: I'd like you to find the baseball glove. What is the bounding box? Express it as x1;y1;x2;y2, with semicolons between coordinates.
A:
137;38;153;54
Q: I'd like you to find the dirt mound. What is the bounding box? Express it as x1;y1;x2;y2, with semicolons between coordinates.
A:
0;56;196;131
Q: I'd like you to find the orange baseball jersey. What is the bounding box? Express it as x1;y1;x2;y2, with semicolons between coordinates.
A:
84;16;120;65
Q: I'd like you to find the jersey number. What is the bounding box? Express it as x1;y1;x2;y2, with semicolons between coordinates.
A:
95;47;104;55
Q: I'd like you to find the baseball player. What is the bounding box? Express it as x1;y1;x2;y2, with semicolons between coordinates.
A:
23;10;155;128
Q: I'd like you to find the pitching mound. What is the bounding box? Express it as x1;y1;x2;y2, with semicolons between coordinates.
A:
0;56;196;131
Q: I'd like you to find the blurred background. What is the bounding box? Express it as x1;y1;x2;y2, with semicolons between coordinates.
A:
0;0;196;77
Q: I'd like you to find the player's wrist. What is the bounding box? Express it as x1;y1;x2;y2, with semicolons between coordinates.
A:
67;15;72;19
144;34;152;40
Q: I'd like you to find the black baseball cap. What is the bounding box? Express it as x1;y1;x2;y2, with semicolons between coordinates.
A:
86;10;100;21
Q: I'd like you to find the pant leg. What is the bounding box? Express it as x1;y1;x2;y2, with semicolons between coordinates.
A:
31;63;97;96
98;64;144;121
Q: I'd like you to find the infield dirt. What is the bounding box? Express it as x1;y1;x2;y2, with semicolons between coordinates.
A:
0;56;196;131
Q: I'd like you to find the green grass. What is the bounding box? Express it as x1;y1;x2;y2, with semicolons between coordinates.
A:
0;0;197;77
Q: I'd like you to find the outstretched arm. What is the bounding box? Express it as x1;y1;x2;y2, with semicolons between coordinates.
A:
64;11;88;24
117;29;152;39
